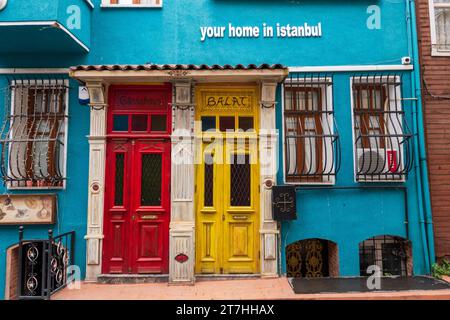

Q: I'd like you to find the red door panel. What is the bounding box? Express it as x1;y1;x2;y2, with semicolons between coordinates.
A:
103;139;170;274
103;85;171;275
131;140;170;273
103;140;131;274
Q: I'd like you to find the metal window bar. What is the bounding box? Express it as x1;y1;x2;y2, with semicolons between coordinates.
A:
0;77;68;188
283;73;341;183
352;74;414;182
359;235;409;276
17;226;75;300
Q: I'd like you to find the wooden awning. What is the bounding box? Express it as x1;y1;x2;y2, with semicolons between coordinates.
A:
69;64;289;83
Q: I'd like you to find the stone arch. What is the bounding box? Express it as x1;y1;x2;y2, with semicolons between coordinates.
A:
286;238;339;278
359;235;412;276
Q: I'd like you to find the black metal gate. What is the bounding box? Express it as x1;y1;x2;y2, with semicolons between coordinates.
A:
286;239;329;278
18;226;75;300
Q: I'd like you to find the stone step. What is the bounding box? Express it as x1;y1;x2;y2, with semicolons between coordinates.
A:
97;274;169;284
195;274;262;282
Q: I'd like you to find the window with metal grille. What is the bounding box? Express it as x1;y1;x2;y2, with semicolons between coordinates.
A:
283;74;340;184
352;75;413;182
359;235;411;276
0;79;68;188
429;0;450;55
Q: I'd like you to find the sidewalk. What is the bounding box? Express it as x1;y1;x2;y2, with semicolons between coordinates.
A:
53;277;450;300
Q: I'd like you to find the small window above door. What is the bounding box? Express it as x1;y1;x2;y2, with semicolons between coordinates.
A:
102;0;163;8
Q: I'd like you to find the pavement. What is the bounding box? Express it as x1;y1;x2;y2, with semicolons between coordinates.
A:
53;276;450;300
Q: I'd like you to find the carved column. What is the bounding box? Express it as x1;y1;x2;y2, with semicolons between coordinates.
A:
84;82;108;281
259;81;279;277
169;81;196;284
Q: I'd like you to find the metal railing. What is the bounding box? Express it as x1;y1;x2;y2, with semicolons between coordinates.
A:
17;226;75;300
283;73;341;183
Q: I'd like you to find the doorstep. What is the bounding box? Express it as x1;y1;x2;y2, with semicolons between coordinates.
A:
97;274;169;284
195;274;262;281
289;276;450;294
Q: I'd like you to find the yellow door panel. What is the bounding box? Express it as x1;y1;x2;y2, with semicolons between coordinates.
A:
195;84;260;275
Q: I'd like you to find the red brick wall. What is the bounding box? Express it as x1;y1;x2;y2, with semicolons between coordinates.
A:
328;241;339;277
416;0;450;259
5;246;19;300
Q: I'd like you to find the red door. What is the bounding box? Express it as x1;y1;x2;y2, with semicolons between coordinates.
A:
103;139;170;274
102;85;172;274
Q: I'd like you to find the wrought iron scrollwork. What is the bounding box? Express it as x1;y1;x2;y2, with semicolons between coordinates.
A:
352;74;414;182
0;77;68;188
283;73;341;184
18;227;75;300
286;239;329;278
22;241;43;296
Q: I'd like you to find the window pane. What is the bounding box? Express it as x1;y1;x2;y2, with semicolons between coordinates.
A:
238;117;254;131
311;91;319;111
219;116;235;132
360;90;370;109
285;90;293;110
201;116;216;131
114;153;125;206
230;154;251;206
131;115;148;131
151;115;167;131
435;8;450;50
204;161;213;207
296;91;306;111
7;84;66;187
304;117;316;131
141;154;162;206
113;115;128;131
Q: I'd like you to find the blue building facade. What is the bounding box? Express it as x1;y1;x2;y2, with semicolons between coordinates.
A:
0;0;434;299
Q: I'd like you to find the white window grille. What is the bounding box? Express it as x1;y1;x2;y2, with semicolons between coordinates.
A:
429;0;450;55
351;75;413;182
283;74;340;184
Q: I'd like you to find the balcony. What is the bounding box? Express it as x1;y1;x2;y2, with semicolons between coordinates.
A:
0;0;93;53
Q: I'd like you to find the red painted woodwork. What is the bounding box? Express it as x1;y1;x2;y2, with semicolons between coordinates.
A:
103;85;171;274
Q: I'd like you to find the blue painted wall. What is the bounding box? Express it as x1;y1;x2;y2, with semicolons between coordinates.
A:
276;73;427;276
0;77;90;299
0;0;92;52
0;0;429;298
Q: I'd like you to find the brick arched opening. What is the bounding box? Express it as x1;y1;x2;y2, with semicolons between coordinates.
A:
359;235;412;276
286;238;339;277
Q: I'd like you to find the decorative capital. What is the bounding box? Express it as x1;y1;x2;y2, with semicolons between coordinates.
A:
260;81;278;109
86;81;107;110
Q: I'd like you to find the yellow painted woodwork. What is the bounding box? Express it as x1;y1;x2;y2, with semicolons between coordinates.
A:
195;84;260;274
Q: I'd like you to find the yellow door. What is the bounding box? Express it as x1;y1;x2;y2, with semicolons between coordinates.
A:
195;84;260;274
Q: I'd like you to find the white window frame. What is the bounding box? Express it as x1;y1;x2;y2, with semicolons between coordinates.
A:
282;77;335;185
429;0;450;56
350;76;405;183
7;79;69;190
101;0;163;8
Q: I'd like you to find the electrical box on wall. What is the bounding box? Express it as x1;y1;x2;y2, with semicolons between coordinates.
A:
272;185;297;221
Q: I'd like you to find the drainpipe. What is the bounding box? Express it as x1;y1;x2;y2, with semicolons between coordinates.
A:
406;0;435;273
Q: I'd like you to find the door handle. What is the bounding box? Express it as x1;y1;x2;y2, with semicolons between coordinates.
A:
232;215;248;220
141;215;158;220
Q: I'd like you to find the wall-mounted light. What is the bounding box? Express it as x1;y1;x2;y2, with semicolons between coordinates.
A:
261;82;278;109
86;81;106;109
172;82;194;110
